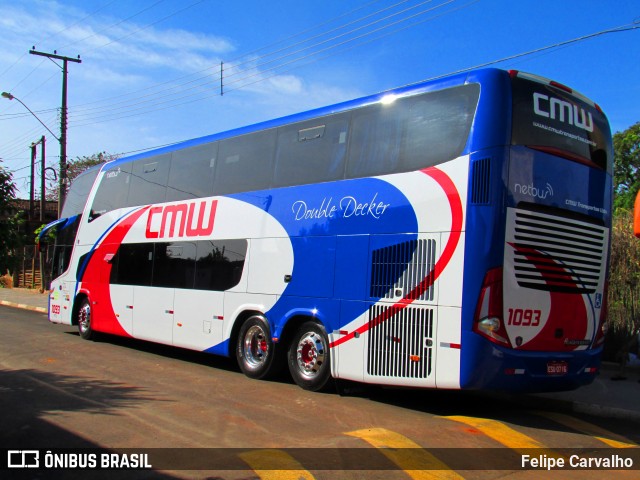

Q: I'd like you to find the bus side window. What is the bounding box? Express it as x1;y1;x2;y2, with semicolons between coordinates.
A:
110;243;153;286
153;242;197;289
347;102;404;178
166;143;217;201
195;239;247;291
402;85;479;171
89;163;132;221
214;130;276;195
127;153;171;207
274;114;349;187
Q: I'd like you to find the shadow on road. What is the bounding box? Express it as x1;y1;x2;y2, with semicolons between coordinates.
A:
0;368;181;479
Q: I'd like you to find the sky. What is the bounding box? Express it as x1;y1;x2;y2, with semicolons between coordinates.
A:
0;0;638;198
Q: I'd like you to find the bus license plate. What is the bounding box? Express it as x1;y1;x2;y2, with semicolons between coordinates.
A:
547;361;568;375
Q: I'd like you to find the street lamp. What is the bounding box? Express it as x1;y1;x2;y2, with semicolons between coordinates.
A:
2;91;64;216
1;92;60;141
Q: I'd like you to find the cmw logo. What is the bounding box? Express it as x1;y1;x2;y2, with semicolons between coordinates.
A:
514;182;554;200
533;92;594;133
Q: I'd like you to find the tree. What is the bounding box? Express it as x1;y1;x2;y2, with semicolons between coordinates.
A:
46;152;117;201
0;162;21;275
613;122;640;211
607;121;640;360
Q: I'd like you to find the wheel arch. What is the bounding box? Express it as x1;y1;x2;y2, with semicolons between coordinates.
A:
277;313;325;352
71;290;91;327
228;309;266;358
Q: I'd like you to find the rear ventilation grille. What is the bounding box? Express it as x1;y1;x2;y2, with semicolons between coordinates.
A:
370;239;436;301
508;208;608;294
367;305;433;378
471;157;491;205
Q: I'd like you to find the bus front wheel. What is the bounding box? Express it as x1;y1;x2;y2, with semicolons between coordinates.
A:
236;315;277;380
77;298;95;340
288;321;332;391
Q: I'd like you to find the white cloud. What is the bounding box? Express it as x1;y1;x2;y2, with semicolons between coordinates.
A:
0;0;370;192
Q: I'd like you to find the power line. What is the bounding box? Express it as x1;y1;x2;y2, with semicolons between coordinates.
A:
0;0;425;122
0;0;168;112
66;0;460;124
39;0;120;47
50;0;394;114
59;0;167;50
4;3;639;171
63;16;640;153
59;0;419;117
77;0;206;56
415;21;640;83
0;0;118;83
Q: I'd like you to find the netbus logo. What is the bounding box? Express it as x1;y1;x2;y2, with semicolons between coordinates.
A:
533;92;594;133
145;199;217;239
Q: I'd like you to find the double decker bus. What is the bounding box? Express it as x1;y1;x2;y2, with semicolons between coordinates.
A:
41;68;612;392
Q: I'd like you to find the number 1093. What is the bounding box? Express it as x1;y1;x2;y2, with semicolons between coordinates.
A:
507;308;541;326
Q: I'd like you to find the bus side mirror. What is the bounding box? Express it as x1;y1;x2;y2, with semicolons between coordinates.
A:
37;218;67;252
37;238;48;253
634;191;640;239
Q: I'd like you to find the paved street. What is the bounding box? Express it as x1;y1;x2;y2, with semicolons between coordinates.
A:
1;305;639;479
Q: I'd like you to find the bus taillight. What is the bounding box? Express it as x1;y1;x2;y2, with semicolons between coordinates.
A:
474;267;511;347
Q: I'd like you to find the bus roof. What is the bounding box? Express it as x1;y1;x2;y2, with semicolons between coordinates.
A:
103;68;508;171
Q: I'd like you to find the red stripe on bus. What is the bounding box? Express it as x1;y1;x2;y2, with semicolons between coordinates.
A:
330;167;463;348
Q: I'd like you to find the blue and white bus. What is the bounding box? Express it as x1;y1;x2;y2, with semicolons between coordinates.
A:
42;68;612;392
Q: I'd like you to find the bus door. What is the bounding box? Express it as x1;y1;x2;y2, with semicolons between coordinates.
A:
173;289;224;350
133;285;175;344
109;283;133;335
99;242;134;336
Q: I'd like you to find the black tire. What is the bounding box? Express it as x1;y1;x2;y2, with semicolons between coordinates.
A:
288;321;333;391
236;315;279;380
77;298;95;340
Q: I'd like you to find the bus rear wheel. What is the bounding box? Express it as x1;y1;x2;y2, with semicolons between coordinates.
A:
77;298;95;340
236;315;278;380
288;321;332;391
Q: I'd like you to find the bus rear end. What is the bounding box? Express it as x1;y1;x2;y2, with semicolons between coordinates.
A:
464;70;613;392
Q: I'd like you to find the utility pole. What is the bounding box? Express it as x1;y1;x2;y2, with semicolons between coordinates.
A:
29;48;81;216
30;142;36;220
28;137;46;220
39;136;46;223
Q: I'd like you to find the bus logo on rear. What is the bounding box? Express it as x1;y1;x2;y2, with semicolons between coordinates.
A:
533;92;594;132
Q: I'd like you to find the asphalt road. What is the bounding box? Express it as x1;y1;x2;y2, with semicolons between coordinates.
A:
1;306;639;479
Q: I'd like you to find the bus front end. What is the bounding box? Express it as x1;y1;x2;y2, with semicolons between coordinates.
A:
463;71;612;392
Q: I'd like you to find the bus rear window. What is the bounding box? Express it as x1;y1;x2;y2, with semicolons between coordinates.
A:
511;76;613;173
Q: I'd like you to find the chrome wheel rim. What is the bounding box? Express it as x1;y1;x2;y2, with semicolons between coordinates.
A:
78;303;91;334
295;331;326;378
242;324;268;368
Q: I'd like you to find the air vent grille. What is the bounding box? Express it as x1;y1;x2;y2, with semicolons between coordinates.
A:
508;209;607;294
370;239;436;301
471;157;491;205
367;305;433;378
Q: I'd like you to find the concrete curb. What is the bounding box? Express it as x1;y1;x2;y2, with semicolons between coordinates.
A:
0;300;47;314
570;401;640;423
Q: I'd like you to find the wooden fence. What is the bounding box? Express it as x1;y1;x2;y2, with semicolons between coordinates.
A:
13;245;51;291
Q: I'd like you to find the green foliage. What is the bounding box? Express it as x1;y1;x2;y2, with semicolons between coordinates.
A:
604;121;640;358
47;151;116;201
608;210;640;333
613;122;640;211
34;222;56;245
0;163;21;273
